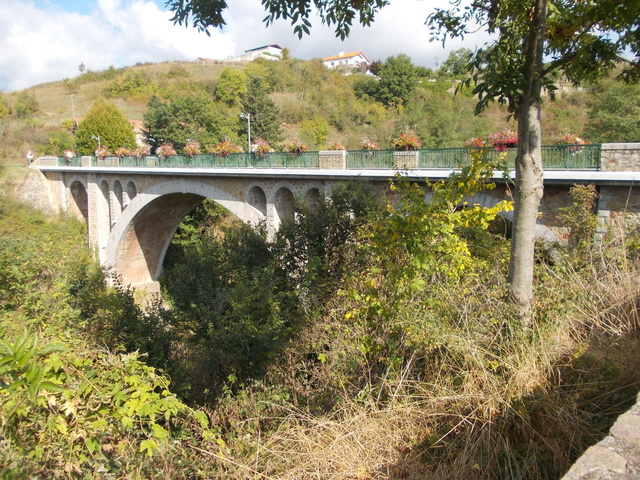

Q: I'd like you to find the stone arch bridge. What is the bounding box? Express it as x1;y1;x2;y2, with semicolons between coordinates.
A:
31;143;640;289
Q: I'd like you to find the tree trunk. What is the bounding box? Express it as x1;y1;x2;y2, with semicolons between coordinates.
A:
508;0;547;322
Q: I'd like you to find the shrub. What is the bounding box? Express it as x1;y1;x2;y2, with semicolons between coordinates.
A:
284;137;310;154
114;147;130;158
208;140;244;156
94;146;110;158
328;141;346;150
465;136;488;160
360;138;382;150
44;130;75;156
155;143;176;158
132;146;150;158
488;128;518;151
74;100;136;155
555;133;588;152
392;131;422;151
184;140;201;157
253;138;273;156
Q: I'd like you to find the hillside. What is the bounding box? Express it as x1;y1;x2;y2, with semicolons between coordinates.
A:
0;55;608;167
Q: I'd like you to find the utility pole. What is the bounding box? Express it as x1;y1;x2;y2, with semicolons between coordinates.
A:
240;113;251;154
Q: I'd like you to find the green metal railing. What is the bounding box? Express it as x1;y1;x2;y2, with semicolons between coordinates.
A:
347;150;395;169
56;144;601;170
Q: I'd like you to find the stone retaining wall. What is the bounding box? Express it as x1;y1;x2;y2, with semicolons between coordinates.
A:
562;393;640;479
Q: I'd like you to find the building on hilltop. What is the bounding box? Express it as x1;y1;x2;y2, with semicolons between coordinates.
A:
322;51;371;73
196;45;284;65
227;44;284;63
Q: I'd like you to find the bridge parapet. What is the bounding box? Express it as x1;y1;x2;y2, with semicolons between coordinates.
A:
35;144;609;171
601;143;640;172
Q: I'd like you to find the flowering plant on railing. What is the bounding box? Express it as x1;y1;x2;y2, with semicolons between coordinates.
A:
207;140;244;156
465;137;488;161
114;147;130;158
392;131;422;151
252;138;273;156
360;138;382;150
488;129;518;151
284;137;309;155
155;143;176;158
64;150;75;162
95;146;111;159
132;146;150;158
555;133;588;153
327;141;346;150
184;140;201;157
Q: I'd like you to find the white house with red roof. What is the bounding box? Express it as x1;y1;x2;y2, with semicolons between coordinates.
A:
322;51;371;71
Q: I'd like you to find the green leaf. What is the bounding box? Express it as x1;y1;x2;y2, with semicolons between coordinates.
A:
40;380;67;394
37;341;68;356
139;438;158;457
151;423;169;440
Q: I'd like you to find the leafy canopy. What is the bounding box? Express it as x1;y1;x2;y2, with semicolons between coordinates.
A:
239;76;283;147
427;0;640;115
166;0;390;39
75;101;136;155
142;93;234;153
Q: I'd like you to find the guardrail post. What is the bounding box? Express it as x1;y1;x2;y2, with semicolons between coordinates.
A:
319;150;346;169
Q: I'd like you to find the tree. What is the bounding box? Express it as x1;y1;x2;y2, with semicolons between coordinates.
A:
375;54;418;107
427;0;640;319
353;55;418;107
165;0;640;319
586;80;640;143
437;48;473;79
75;101;136;155
214;68;247;107
239;76;283;147
142;93;233;153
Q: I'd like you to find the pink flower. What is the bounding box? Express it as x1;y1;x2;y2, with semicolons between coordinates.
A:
392;132;422;151
207;141;244;156
488;129;518;151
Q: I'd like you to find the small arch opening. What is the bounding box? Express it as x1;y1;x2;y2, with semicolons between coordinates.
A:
69;180;88;223
113;180;123;213
247;186;267;216
275;187;295;223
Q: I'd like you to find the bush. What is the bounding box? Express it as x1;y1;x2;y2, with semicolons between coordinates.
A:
392;131;422;150
208;140;244;156
74;101;136;155
284;137;309;154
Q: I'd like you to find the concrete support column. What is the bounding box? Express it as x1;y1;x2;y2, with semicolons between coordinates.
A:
85;174;101;256
59;172;68;213
109;189;119;227
266;201;278;241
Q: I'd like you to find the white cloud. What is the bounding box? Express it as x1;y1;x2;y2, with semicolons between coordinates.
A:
0;0;491;92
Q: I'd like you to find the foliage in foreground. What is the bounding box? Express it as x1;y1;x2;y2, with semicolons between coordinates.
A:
2;165;640;478
0;196;219;478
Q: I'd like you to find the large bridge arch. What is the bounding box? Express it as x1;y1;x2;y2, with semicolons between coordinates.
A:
105;179;265;287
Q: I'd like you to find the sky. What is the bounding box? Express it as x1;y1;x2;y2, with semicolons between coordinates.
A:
0;0;491;93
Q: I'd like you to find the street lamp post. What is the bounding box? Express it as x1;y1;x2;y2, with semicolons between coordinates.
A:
239;113;251;154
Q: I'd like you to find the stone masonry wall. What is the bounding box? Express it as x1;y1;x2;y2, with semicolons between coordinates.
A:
600;143;640;172
561;393;640;479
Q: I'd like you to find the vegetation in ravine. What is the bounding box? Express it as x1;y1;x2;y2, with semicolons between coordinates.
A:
2;53;640;479
3;150;640;478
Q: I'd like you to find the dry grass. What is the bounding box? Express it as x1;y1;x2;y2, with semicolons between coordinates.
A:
203;239;640;480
